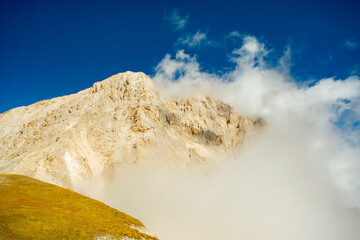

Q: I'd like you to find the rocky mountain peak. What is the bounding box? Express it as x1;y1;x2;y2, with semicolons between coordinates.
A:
0;72;262;189
91;71;159;103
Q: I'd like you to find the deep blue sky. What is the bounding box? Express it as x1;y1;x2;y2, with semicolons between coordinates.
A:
1;0;359;113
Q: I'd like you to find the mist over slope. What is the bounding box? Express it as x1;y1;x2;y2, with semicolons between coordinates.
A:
87;36;360;240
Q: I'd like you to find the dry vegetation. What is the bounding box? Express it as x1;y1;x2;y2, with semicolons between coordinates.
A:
0;174;157;240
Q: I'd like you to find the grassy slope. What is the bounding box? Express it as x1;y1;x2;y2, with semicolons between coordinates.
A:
0;174;157;240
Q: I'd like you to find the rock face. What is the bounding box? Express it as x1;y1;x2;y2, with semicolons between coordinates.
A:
0;72;261;188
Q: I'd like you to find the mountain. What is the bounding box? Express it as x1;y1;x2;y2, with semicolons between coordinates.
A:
0;72;261;188
0;174;157;240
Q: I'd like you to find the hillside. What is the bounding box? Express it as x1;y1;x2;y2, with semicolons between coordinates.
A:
0;174;157;240
0;71;261;188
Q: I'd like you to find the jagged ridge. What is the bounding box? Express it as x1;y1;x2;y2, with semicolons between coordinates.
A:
0;71;261;188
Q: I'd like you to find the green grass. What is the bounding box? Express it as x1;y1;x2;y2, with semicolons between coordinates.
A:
0;174;158;240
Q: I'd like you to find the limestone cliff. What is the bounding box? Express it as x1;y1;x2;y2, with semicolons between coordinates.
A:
0;72;261;188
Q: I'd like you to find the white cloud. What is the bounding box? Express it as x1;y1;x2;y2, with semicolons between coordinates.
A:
81;35;360;240
176;31;215;48
232;36;266;55
227;30;241;38
231;36;268;68
164;9;189;31
150;36;360;239
343;39;359;49
277;46;292;75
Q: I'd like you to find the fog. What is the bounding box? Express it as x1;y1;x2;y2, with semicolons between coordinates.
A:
83;36;360;239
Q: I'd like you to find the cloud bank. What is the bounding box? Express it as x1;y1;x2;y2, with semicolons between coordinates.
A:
84;35;360;240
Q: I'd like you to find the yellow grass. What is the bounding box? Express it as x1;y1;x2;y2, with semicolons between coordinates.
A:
0;174;157;240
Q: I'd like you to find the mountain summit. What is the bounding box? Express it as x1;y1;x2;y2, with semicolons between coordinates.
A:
0;72;261;188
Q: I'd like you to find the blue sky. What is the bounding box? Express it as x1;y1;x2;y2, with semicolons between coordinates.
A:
1;0;359;113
